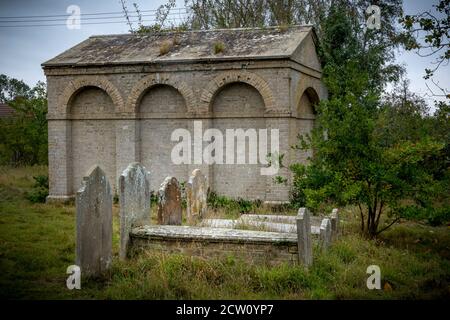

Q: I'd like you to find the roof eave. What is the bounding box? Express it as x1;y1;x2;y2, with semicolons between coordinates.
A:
42;54;296;68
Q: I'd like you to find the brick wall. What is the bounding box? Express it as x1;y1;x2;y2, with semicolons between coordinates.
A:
45;63;325;202
69;87;117;194
130;237;299;266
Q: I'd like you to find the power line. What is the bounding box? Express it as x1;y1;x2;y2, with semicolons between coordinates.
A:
0;12;189;24
0;7;189;19
0;17;187;28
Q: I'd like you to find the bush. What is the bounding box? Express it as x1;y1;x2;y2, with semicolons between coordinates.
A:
235;198;253;213
207;191;261;214
26;174;49;203
394;204;450;227
426;206;450;226
159;40;172;55
213;41;225;54
207;191;233;209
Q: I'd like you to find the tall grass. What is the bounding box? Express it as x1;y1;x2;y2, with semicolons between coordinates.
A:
0;166;449;299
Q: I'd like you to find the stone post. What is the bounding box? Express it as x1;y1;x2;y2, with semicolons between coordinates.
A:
296;207;312;267
320;218;332;251
330;208;340;241
76;165;112;277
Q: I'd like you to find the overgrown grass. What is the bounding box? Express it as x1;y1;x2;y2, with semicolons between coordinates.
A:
0;166;449;299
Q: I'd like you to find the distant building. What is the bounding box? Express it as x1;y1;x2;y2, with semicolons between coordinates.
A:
43;26;327;203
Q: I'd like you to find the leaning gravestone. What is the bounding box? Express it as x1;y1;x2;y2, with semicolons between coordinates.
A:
296;207;313;267
186;169;207;220
157;176;182;225
320;218;332;251
119;163;151;260
76;165;112;277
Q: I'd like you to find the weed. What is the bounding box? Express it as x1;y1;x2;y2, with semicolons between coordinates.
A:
213;41;226;54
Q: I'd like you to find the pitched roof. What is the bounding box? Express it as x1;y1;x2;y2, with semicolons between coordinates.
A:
42;25;317;67
0;103;15;118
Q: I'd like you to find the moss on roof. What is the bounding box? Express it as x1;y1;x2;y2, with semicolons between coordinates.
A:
43;25;316;67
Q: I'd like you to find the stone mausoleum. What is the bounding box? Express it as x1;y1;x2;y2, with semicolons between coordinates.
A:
43;26;327;203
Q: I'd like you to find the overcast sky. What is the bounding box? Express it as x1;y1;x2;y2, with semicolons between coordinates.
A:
0;0;448;108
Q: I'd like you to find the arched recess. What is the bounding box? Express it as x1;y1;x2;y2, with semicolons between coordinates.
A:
209;81;267;200
60;76;123;117
137;83;189;191
294;76;324;118
138;84;188;115
294;87;320;165
127;74;195;114
200;71;276;113
212;82;266;117
68;86;117;195
297;87;320;118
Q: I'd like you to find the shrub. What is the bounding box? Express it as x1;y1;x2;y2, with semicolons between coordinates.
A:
159;40;172;55
207;191;261;214
26;174;49;203
426;206;450;226
213;41;226;54
207;191;233;209
236;197;253;213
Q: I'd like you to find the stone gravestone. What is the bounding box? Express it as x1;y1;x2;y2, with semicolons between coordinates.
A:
76;165;112;277
157;176;182;225
320;218;332;251
330;208;340;241
296;207;312;267
119;162;151;260
186;169;208;220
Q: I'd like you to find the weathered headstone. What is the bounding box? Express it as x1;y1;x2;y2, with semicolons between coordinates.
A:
119;162;151;260
76;165;112;277
186;169;208;220
330;208;340;241
320;218;332;251
157;176;182;225
296;207;312;267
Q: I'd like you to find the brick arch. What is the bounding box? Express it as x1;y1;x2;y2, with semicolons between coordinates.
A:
127;73;195;113
60;76;124;115
200;71;276;113
298;87;320;116
294;77;324;116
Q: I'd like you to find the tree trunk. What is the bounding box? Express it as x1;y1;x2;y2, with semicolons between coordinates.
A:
366;206;378;238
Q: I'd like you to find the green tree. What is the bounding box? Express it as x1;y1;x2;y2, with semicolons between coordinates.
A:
399;0;449;96
377;79;431;146
0;74;31;103
0;77;48;166
289;2;446;237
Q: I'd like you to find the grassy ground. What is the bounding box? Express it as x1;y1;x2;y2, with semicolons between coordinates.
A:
0;166;449;299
